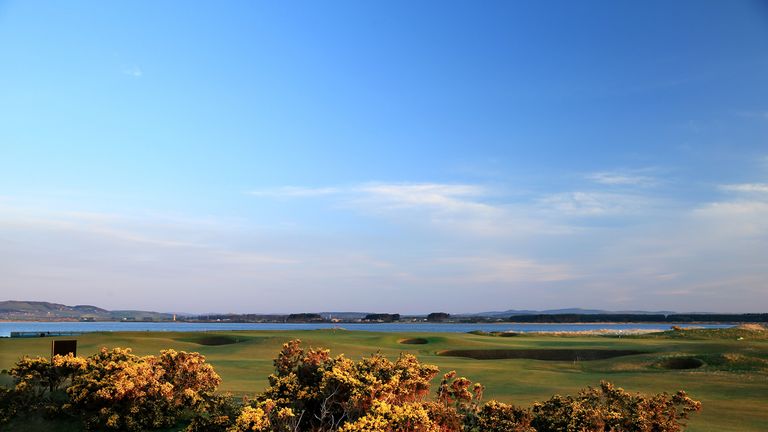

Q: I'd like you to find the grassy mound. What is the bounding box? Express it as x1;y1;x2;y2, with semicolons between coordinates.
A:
439;348;644;361
651;325;768;340
399;338;429;345
697;353;768;372
468;330;520;337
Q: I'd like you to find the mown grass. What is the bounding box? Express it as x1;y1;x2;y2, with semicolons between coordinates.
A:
1;327;766;432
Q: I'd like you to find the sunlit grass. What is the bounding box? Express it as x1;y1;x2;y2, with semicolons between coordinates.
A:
2;327;766;431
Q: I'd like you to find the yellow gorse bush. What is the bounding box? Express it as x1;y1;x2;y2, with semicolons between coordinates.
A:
339;401;438;432
64;347;220;431
231;399;297;432
258;339;441;431
1;339;701;432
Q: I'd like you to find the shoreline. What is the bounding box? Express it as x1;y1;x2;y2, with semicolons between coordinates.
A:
0;319;748;325
0;321;735;338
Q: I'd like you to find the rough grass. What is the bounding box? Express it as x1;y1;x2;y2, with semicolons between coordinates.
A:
467;330;520;337
1;327;767;431
647;325;768;341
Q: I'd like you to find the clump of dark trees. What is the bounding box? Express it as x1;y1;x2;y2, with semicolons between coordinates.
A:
363;313;400;322
0;340;701;431
427;312;451;322
286;313;325;322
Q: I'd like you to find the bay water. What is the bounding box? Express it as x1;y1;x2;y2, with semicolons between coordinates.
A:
0;321;732;337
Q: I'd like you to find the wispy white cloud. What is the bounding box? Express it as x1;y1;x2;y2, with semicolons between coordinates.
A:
0;203;297;264
0;199;577;313
692;200;768;237
245;181;653;238
571;189;768;311
248;183;487;204
247;182;502;225
347;183;524;238
0;204;309;312
356;183;492;213
434;256;576;284
586;170;657;186
538;191;650;216
7;170;768;313
719;183;768;194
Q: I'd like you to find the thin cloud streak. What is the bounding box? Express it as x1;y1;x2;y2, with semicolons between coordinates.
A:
537;191;653;217
586;171;657;187
719;183;768;193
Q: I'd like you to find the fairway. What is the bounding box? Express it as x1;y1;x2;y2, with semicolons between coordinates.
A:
1;327;766;432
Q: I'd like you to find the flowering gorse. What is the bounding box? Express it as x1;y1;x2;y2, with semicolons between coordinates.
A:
0;339;701;432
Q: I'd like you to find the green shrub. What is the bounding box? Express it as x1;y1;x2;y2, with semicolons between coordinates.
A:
185;393;243;432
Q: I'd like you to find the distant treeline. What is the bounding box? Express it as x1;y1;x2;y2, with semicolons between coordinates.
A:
507;313;768;323
286;313;324;322
188;313;329;323
428;312;451;322
180;312;768;324
363;313;400;322
189;314;288;322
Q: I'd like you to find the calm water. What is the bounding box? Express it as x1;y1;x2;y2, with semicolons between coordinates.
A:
0;321;732;337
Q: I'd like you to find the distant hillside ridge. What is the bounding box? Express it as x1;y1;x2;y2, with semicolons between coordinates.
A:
0;301;105;314
507;313;768;323
0;300;173;321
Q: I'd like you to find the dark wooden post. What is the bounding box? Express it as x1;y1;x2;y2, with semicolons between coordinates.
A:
51;339;77;357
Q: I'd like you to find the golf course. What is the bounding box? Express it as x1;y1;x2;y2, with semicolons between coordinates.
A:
1;326;766;432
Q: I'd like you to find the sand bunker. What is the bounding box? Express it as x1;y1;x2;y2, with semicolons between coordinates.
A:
439;348;644;361
659;357;704;370
737;323;766;332
193;335;242;346
399;338;429;345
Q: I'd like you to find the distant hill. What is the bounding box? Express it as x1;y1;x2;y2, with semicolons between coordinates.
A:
0;301;173;321
1;301;690;322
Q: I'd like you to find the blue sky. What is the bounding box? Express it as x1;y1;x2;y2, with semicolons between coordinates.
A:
1;1;767;313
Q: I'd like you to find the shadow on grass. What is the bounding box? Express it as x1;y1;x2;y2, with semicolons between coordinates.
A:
439;348;645;361
399;338;429;345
